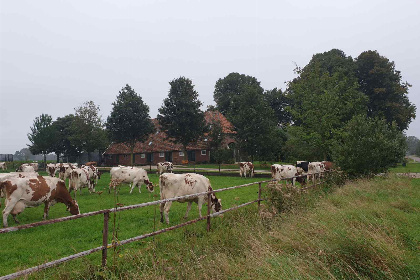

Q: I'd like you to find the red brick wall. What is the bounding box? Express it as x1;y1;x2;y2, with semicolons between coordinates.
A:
104;150;210;166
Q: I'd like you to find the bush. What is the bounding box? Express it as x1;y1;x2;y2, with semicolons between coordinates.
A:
331;115;406;177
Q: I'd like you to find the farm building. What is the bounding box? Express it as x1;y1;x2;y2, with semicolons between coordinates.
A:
103;111;235;166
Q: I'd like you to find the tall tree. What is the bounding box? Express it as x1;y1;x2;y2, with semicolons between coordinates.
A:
158;77;207;161
50;114;79;162
230;86;279;161
27;114;54;167
72;101;108;161
106;85;154;166
264;88;292;127
356;50;416;131
286;49;368;160
213;72;264;118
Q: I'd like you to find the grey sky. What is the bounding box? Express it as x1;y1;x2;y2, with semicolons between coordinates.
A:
1;0;419;154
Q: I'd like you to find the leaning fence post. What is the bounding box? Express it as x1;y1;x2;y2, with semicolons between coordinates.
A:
258;182;262;209
207;191;211;232
102;211;110;267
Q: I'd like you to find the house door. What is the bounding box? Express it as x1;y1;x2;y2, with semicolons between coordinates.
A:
187;151;196;162
146;153;153;163
165;152;172;162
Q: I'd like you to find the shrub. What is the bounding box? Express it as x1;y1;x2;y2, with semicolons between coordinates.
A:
332;115;406;177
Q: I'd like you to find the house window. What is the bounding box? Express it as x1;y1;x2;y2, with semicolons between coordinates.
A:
179;151;184;157
201;150;207;156
141;154;145;159
159;152;164;157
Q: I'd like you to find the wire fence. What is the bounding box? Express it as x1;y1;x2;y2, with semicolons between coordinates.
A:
0;172;326;280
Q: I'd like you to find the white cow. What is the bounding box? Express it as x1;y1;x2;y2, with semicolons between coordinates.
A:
308;162;325;181
0;162;6;170
239;162;254;178
0;175;79;227
110;166;154;194
58;163;76;180
271;164;298;186
69;168;94;194
157;162;174;175
82;165;101;188
159;173;222;224
17;164;35;173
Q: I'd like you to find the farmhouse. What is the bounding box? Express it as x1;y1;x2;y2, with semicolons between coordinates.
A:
103;111;235;166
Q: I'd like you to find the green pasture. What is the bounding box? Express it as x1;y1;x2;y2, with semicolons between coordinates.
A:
388;162;420;173
0;172;265;277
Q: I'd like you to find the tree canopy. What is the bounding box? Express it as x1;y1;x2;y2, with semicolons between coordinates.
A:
106;84;154;165
355;50;416;131
27;113;55;166
158;77;207;160
213;72;263;118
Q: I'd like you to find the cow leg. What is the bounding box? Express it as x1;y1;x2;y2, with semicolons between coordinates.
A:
2;197;19;227
163;201;172;224
197;197;204;217
160;202;165;223
129;181;138;194
43;202;51;220
184;202;193;219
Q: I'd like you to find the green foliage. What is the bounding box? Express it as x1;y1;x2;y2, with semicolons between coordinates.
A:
229;86;278;161
213;72;263;117
51;114;80;161
71;101;109;161
356;50;416;131
331;115;407;177
286;49;368;160
106;84;154;165
263;88;291;127
158;77;206;159
27;114;55;165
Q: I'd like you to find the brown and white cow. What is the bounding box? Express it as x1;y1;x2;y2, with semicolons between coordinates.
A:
159;173;222;224
0;175;79;227
110;166;154;194
69;168;94;194
308;161;325;181
271;164;299;186
16;164;36;173
157;162;174;175
82;165;101;188
0;162;6;170
47;163;59;177
322;161;334;171
239;162;254;178
58;163;76;180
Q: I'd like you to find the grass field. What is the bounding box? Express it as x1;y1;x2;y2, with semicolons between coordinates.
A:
0;171;266;277
388;162;420;173
17;174;417;279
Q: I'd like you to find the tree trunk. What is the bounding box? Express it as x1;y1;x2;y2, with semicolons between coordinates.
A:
87;151;91;162
183;145;188;163
56;153;60;163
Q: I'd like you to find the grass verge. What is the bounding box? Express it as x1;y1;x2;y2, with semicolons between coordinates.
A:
25;175;420;279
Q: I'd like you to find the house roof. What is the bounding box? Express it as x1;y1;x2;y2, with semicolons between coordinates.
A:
104;111;235;155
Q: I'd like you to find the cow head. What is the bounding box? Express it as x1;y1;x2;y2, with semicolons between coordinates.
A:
211;197;222;213
145;180;154;192
67;200;80;215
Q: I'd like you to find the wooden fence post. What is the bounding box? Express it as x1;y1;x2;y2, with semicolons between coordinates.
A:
207;191;211;232
102;211;110;267
258;182;262;209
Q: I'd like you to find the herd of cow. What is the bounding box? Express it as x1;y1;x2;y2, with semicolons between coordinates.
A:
239;160;333;185
0;159;329;228
0;161;222;227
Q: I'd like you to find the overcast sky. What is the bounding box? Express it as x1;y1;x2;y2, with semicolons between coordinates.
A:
0;0;419;154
